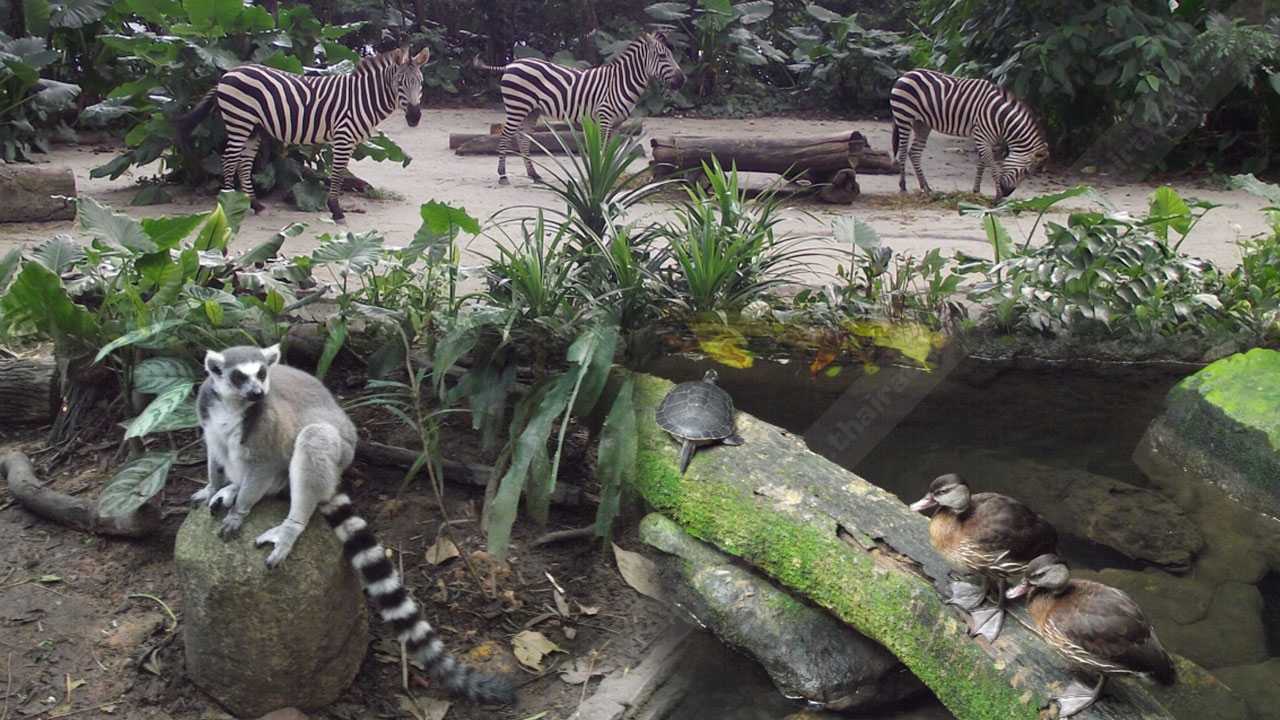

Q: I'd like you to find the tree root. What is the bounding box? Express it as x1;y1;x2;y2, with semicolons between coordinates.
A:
0;450;161;537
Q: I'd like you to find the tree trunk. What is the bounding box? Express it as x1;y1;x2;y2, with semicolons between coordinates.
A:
0;165;77;222
626;372;1230;720
0;356;59;426
451;122;643;153
649;131;898;182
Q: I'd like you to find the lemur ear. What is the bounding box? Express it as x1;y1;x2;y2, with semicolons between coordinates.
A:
262;344;282;367
205;349;225;376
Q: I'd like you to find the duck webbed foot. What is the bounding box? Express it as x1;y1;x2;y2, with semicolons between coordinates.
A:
946;579;988;612
967;604;1005;642
1053;676;1106;718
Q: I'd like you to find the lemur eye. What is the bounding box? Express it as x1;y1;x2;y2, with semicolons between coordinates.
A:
230;370;246;385
257;368;267;381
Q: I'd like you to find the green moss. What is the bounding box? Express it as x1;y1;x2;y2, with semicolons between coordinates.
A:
1179;348;1280;450
629;373;1038;720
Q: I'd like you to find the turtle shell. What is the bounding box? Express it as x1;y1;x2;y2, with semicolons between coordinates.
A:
654;370;736;441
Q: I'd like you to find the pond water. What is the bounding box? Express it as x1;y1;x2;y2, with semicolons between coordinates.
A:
647;352;1280;720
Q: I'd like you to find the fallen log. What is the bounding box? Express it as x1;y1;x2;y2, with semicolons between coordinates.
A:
354;440;581;506
649;131;897;184
625;372;1238;720
0;356;59;426
1;450;161;537
451;121;643;153
0;165;77;222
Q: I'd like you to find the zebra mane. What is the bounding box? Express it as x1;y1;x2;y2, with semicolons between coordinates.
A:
996;83;1048;148
604;30;668;66
356;47;408;75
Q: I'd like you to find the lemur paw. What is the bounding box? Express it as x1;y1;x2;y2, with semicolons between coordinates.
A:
190;486;213;505
256;521;304;568
208;486;237;511
217;513;245;539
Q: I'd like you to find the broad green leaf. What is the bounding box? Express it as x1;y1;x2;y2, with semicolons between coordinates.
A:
29;234;85;274
23;0;52;36
122;384;197;439
644;1;690;21
50;0;114;28
1;262;100;349
831;214;882;252
193;203;229;252
141;211;208;251
216;191;253;238
805;3;843;22
1230;174;1280;206
98;451;176;517
77;196;158;255
0;247;21;293
734;0;773;24
594;376;636;543
1147;186;1191;241
432;324;479;400
203;298;224;325
133;356;200;394
235;225;298;267
310;230;385;277
418;200;481;237
94;319;184;363
1002;185;1091;213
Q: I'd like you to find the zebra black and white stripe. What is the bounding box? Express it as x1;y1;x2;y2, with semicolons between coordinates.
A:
319;490;514;705
176;47;429;221
890;69;1049;200
473;30;685;184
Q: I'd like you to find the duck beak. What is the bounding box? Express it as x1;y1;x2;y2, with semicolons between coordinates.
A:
1006;580;1031;600
909;494;937;512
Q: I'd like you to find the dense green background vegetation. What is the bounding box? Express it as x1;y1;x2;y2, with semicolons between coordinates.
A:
2;0;1279;175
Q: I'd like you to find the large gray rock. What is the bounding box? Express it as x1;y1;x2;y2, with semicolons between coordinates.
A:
638;513;925;712
175;501;369;718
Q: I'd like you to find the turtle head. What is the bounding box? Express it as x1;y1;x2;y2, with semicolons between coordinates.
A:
703;369;719;384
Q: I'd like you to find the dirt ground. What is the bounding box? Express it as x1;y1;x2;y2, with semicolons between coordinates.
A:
1;109;1278;720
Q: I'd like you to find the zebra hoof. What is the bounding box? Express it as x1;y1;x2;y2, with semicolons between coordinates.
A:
498;176;510;185
250;200;266;214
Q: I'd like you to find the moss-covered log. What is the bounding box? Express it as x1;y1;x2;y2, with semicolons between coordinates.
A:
627;373;1230;720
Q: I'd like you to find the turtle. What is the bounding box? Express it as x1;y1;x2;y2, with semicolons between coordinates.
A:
654;369;744;474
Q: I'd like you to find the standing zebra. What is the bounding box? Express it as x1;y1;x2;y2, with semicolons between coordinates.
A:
890;69;1049;200
176;46;430;222
474;30;685;184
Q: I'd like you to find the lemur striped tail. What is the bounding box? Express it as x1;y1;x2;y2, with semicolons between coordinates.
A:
320;492;514;705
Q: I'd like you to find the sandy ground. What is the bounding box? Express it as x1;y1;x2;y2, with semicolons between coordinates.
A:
1;107;1274;278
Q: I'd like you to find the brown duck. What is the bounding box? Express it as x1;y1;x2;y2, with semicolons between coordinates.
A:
909;473;1058;642
1007;553;1177;717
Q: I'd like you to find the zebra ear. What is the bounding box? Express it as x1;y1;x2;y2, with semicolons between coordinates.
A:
389;46;408;64
412;47;430;66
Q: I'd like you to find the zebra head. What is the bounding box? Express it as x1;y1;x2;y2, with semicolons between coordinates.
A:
391;46;430;127
641;30;686;92
997;140;1050;200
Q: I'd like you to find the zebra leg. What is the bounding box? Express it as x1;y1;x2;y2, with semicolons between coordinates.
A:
224;131;265;214
497;118;516;185
520;110;543;182
328;138;354;223
974;141;1000;196
895;123;911;193
910;122;932;193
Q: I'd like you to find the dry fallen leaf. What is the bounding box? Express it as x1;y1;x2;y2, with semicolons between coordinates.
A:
424;536;460;565
553;590;571;618
612;543;668;603
558;656;612;685
512;630;566;671
575;602;600;616
397;693;450;720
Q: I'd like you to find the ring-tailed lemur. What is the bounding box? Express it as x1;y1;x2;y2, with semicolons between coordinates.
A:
193;344;513;705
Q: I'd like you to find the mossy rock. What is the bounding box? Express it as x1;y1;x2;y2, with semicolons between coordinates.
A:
1161;348;1280;517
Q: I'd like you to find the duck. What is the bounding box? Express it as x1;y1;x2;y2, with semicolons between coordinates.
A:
1007;553;1177;718
909;473;1059;642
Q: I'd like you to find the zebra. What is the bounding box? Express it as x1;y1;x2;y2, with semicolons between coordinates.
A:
473;30;685;184
176;46;430;222
890;69;1049;200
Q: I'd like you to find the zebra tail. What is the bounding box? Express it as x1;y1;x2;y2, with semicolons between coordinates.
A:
321;492;514;706
472;56;506;73
891;122;901;157
173;88;218;178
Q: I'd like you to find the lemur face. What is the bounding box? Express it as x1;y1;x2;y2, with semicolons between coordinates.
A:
204;344;281;403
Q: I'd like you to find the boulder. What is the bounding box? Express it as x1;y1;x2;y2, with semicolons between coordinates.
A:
1151;348;1280;518
175;501;369;717
639;513;925;712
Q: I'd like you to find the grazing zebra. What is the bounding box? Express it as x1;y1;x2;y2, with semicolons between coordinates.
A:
176;47;430;221
473;30;685;184
890;69;1049;200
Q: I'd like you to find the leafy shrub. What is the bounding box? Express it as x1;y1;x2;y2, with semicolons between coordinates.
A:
0;32;80;161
